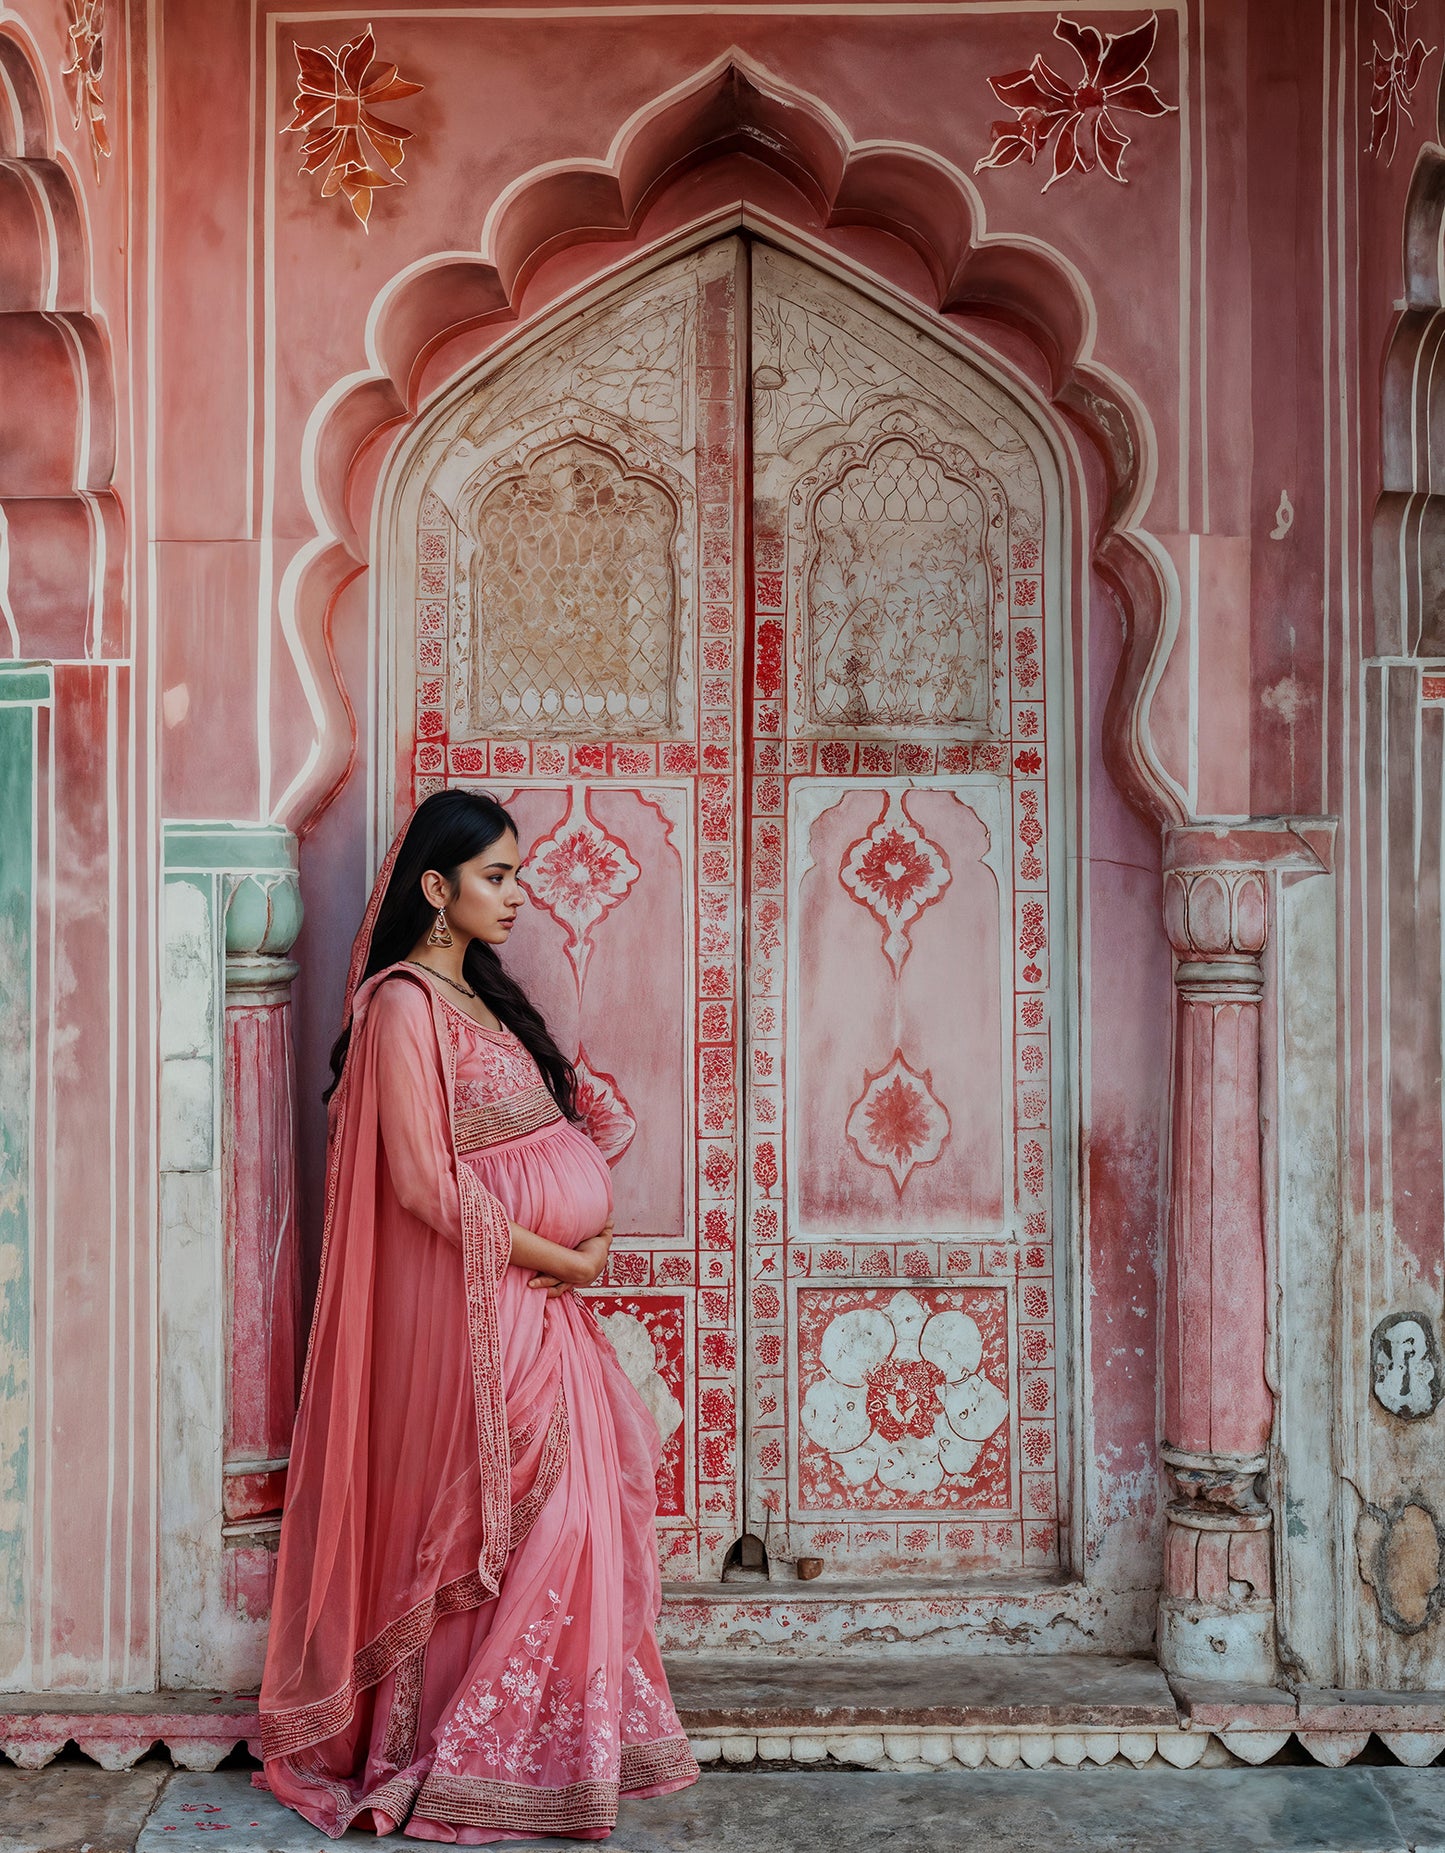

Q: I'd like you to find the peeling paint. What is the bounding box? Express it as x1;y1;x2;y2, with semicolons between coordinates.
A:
0;703;33;1678
1357;1496;1445;1637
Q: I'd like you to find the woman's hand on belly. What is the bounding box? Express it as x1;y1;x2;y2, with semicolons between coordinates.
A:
508;1215;613;1295
525;1215;613;1298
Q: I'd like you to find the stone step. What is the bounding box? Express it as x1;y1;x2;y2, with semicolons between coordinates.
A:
4;1663;1444;1779
668;1651;1177;1730
121;1765;1445;1853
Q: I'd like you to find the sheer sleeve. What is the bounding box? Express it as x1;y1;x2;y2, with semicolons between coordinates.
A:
366;978;464;1247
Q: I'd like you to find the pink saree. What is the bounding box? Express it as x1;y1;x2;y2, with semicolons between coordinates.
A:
258;828;697;1842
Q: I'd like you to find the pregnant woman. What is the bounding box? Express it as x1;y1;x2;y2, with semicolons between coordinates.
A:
258;789;698;1841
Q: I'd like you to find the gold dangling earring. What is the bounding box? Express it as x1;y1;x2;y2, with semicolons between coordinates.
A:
427;906;454;949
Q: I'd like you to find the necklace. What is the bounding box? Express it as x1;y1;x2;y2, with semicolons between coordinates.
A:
404;958;478;1001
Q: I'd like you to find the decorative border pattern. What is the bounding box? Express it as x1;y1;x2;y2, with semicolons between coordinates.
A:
454;1087;562;1153
507;1388;570;1552
402;244;745;1583
10;1718;1439;1775
744;253;1061;1576
414;1773;620;1834
380;1647;426;1771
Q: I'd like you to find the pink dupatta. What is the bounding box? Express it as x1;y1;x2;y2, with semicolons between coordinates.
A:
259;821;516;1762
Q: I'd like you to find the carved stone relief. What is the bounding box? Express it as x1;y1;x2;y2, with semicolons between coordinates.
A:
751;245;1039;741
806;435;995;727
388;243;734;766
465;439;679;737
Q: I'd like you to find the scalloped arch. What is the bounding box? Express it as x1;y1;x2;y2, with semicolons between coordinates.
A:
1373;67;1445;657
276;51;1183;835
0;25;123;659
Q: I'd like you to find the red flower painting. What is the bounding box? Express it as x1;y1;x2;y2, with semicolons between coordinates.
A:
846;1051;952;1192
863;1077;934;1168
62;0;110;182
976;12;1178;192
1367;0;1437;164
285;28;423;225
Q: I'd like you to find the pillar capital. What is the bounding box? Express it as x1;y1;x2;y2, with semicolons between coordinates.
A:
1162;865;1268;982
159;820;302;1655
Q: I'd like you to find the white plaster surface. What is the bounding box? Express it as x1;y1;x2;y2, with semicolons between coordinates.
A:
1158;1601;1277;1685
157;862;268;1691
1272;869;1342;1686
160;879;216;1062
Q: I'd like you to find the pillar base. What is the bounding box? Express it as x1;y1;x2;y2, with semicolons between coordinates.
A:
1158;1597;1279;1684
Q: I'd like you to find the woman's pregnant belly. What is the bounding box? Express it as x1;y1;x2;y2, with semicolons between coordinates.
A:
463;1118;612;1252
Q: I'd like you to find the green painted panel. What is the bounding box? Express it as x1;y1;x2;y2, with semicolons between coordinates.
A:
0;703;33;1656
163;822;296;875
0;665;52;706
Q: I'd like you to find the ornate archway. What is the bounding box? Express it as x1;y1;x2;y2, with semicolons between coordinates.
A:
269;53;1179;845
374;229;1077;1595
264;53;1214;1663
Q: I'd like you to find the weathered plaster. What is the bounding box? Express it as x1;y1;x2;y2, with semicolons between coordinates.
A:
0;666;47;1686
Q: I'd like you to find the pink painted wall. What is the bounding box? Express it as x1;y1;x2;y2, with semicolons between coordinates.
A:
5;0;1442;1689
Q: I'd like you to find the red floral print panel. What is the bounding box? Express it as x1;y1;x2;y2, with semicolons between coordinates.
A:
796;1286;1012;1513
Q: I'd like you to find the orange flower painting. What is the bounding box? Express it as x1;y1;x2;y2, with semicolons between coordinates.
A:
284;26;422;226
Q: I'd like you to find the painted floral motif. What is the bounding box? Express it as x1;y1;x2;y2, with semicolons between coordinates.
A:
520;792;641;992
572;1052;636;1164
588;1296;688;1515
798;1288;1010;1503
846;1051;951;1191
594;1311;684;1448
1367;0;1437;163
61;0;110;182
976;12;1178;191
839;792;952;975
284;27;423;226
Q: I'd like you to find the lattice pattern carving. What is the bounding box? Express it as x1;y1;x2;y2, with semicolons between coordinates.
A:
465;440;679;737
746;244;1060;1577
807;437;994;727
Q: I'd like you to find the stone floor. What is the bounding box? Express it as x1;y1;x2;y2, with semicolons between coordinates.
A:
8;1763;1445;1853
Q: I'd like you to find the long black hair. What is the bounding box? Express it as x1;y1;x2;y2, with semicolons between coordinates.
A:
324;789;578;1117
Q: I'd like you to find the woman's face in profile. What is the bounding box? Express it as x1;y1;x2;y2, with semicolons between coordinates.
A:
435;828;527;947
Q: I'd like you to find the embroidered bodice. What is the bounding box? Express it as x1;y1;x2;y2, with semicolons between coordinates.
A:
443;1003;563;1154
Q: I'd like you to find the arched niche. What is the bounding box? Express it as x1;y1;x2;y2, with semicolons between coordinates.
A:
0;27;123;659
371;228;1083;1593
273;55;1179;843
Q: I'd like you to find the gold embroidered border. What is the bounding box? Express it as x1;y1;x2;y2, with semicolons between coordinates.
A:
260;1568;488;1760
508;1386;570;1552
455;1086;561;1153
350;1770;422;1831
508;1409;543;1456
410;1736;697;1835
621;1733;700;1792
380;1645;426;1771
289;1755;423;1836
412;1771;620;1834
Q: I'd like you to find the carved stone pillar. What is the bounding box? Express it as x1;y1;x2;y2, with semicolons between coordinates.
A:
220;860;304;1554
1159;852;1277;1681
